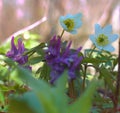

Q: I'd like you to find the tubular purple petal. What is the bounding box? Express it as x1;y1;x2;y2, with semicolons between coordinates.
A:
6;36;31;70
45;35;83;84
18;38;25;54
11;36;18;55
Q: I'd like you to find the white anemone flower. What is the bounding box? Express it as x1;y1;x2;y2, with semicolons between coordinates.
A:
89;24;119;52
59;13;82;34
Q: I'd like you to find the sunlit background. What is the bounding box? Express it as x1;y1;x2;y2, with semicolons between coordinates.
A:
0;0;119;52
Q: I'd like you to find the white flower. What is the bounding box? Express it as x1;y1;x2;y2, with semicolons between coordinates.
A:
59;13;82;34
89;24;119;52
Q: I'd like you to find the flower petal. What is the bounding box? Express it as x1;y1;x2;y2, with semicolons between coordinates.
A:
18;38;25;54
95;45;103;50
74;21;82;28
11;36;18;54
103;25;112;34
59;13;82;34
59;17;68;30
107;34;119;43
89;35;96;44
66;14;73;18
70;30;77;34
74;13;82;19
103;44;115;52
95;24;102;35
74;13;82;28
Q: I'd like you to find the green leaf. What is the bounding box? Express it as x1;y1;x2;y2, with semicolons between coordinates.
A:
9;92;45;113
0;65;9;79
112;57;118;70
99;68;115;91
39;63;50;81
82;57;106;65
0;91;5;105
84;49;100;57
29;56;43;65
10;69;23;85
51;71;68;113
3;57;16;67
15;67;68;113
15;67;60;113
68;79;97;113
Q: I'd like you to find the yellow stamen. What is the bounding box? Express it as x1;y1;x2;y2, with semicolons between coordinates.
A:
63;19;75;31
96;34;109;46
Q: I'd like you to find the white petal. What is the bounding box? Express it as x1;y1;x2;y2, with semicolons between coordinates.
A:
74;21;82;28
70;30;77;34
108;34;119;43
74;13;82;27
89;35;96;44
95;24;102;35
95;45;103;50
59;17;67;30
103;44;115;52
66;14;72;18
74;13;82;19
59;16;65;21
103;25;112;34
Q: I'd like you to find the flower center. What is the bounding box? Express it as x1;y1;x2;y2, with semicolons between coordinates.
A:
63;19;75;31
96;34;109;46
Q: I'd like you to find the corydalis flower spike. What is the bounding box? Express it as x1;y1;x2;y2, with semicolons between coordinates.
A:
6;36;18;58
62;41;72;57
18;38;25;54
49;35;61;56
6;36;31;70
76;46;82;53
11;36;18;54
45;35;83;84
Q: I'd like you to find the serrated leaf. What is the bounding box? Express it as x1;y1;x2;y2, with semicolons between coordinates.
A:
39;63;50;81
99;68;115;91
82;57;106;65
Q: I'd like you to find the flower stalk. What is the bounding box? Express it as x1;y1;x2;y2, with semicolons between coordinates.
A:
68;79;76;100
82;64;87;91
60;29;65;38
88;46;96;57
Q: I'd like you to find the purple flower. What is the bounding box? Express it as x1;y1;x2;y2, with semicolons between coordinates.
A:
6;36;31;69
45;36;61;65
45;35;83;84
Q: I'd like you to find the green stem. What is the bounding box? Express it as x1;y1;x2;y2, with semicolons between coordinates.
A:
60;29;65;38
82;64;87;91
68;79;76;100
82;46;96;91
88;46;96;57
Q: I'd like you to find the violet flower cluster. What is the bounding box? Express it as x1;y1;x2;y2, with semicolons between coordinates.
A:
6;36;31;70
45;35;83;84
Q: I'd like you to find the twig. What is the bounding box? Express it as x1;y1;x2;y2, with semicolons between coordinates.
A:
2;16;47;45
